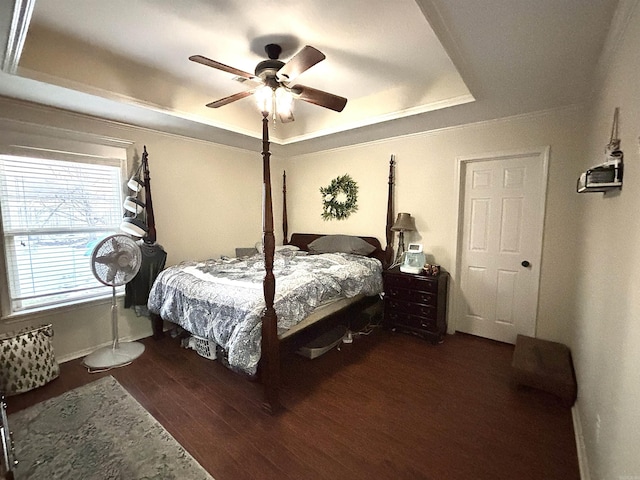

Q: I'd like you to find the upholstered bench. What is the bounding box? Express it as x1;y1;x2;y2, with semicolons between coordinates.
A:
511;334;577;407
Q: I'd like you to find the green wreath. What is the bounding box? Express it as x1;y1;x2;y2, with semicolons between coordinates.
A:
320;174;358;220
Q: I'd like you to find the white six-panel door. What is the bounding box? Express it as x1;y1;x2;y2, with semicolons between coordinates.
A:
455;149;548;344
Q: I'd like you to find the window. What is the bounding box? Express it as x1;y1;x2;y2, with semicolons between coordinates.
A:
0;125;130;316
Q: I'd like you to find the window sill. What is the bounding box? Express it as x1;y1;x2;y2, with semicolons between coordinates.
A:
1;293;123;325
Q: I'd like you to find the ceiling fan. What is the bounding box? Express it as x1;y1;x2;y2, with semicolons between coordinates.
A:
189;44;347;123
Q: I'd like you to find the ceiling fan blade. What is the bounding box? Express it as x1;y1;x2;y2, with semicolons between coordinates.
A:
292;84;347;112
206;90;255;108
276;46;325;83
189;55;256;80
234;76;264;89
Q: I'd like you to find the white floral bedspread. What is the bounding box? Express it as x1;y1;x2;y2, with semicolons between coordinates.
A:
147;251;383;374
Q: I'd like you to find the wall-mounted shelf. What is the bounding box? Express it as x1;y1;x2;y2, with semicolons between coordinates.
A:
577;158;623;193
577;107;624;194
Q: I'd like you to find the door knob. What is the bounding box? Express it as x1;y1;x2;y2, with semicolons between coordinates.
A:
521;260;530;268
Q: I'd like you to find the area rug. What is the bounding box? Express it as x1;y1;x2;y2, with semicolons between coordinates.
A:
9;376;214;480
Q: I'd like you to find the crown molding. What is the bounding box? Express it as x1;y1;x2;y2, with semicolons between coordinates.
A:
1;0;35;74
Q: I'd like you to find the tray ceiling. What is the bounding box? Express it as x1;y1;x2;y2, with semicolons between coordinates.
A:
0;0;620;154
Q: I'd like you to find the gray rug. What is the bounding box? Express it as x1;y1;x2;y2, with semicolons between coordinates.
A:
9;376;214;480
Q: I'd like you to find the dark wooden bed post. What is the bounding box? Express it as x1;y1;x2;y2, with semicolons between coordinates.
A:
142;146;156;245
384;156;396;268
260;112;281;413
282;171;288;244
142;146;163;339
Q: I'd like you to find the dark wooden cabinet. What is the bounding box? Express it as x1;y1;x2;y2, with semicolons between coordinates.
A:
383;266;449;343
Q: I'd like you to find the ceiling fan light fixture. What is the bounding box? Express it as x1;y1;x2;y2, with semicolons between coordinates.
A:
255;85;274;114
193;43;345;120
275;87;294;116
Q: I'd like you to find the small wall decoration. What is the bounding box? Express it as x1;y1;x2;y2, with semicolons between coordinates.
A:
320;174;358;220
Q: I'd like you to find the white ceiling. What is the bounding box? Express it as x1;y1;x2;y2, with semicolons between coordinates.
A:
0;0;620;155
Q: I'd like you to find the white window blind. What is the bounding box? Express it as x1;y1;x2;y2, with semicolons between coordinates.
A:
0;154;124;313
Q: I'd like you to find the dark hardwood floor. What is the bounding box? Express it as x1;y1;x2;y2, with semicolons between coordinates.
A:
7;328;580;480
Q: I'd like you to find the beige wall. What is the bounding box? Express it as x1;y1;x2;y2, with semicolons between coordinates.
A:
0;98;271;361
283;107;586;344
573;1;640;478
0;98;586;370
1;97;585;361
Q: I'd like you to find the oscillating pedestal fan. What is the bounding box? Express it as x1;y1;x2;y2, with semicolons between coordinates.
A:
83;234;145;371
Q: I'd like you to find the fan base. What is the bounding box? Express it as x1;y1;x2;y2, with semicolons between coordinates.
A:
83;342;145;370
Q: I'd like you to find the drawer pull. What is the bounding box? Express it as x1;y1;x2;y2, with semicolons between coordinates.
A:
415;293;434;304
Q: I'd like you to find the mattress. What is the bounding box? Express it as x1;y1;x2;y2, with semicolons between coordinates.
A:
148;250;382;374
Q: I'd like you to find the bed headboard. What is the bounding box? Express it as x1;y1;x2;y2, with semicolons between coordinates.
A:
287;233;385;264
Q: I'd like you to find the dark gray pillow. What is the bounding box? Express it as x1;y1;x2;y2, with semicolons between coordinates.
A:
308;235;376;256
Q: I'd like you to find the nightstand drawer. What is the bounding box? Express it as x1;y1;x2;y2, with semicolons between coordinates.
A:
384;308;437;332
385;298;436;319
384;273;438;293
386;287;436;305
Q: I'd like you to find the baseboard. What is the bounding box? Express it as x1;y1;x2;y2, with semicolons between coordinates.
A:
57;331;153;364
572;401;591;480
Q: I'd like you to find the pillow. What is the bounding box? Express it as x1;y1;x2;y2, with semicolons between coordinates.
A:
308;235;376;256
275;245;300;252
255;242;300;254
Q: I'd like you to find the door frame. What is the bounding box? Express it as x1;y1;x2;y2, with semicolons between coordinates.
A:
450;146;550;336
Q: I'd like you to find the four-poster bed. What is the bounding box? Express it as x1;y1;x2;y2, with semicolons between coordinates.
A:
149;113;396;413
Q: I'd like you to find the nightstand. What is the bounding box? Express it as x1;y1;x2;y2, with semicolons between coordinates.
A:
383;266;449;343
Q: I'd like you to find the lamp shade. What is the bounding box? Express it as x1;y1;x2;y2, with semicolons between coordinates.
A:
123;196;145;214
391;212;416;232
120;217;148;237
